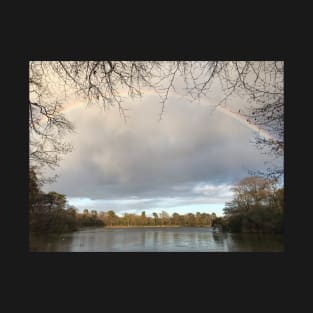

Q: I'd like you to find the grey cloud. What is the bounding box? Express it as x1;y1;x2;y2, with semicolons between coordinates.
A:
43;92;282;208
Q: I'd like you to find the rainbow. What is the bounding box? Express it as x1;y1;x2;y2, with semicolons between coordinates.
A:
40;92;277;143
215;105;276;142
61;100;88;114
59;88;153;115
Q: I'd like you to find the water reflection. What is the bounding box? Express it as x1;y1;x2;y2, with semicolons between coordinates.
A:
225;233;283;252
29;227;283;252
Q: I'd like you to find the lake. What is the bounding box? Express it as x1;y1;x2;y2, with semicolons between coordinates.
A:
29;227;283;252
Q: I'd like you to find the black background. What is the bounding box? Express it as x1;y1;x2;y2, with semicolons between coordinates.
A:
3;4;306;311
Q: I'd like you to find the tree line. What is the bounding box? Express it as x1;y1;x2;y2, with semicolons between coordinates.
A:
30;167;283;234
94;210;217;228
212;176;283;233
29;167;218;233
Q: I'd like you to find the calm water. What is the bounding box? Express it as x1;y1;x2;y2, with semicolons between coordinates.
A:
29;227;283;252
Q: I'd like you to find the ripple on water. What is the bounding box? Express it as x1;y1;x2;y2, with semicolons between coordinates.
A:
29;227;283;252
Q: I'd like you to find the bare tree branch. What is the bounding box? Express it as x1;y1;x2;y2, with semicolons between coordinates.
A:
29;61;284;180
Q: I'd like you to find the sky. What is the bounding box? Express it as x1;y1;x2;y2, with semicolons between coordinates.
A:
41;77;283;217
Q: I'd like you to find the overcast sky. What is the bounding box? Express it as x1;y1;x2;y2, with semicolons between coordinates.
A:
42;85;283;216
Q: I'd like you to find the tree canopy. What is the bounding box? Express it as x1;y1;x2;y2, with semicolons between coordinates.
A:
222;176;283;233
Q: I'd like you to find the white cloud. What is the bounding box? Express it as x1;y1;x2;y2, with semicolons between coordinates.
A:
192;183;233;198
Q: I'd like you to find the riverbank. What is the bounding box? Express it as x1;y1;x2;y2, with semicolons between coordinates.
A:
104;225;183;228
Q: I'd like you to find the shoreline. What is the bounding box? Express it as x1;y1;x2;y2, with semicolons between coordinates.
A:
104;225;211;229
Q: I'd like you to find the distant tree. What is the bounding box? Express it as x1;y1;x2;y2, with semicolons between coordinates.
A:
211;213;217;225
107;210;117;226
122;213;130;226
195;212;201;225
198;213;212;226
160;210;170;225
66;206;77;217
184;213;196;226
140;211;147;226
172;212;180;225
91;210;98;218
152;212;158;225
